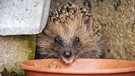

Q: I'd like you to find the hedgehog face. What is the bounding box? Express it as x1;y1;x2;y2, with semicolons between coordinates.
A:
53;35;81;64
44;12;90;64
44;13;93;64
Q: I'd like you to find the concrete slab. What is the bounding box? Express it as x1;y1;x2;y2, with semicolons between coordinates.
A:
0;0;51;35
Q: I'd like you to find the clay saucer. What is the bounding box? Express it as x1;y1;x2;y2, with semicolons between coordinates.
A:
19;59;135;76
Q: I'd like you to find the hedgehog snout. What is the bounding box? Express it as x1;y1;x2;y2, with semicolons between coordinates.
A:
63;51;72;58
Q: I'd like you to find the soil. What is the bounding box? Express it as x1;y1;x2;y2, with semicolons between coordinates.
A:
1;68;20;76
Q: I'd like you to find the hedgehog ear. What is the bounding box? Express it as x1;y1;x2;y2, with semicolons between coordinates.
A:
82;17;90;30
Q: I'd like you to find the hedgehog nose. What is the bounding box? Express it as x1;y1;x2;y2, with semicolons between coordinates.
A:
63;51;72;58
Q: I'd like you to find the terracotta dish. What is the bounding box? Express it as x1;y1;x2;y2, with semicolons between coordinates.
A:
19;59;135;76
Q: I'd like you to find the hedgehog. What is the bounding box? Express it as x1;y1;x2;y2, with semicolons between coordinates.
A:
35;3;104;64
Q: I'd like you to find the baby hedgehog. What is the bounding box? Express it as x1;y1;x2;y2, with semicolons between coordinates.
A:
35;3;104;64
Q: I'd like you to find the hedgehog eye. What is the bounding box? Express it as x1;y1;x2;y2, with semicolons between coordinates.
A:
54;37;60;43
75;37;80;42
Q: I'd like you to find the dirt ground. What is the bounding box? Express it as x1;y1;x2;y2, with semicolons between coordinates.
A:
1;68;19;76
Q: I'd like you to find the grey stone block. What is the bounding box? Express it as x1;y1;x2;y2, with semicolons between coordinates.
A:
0;0;51;35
